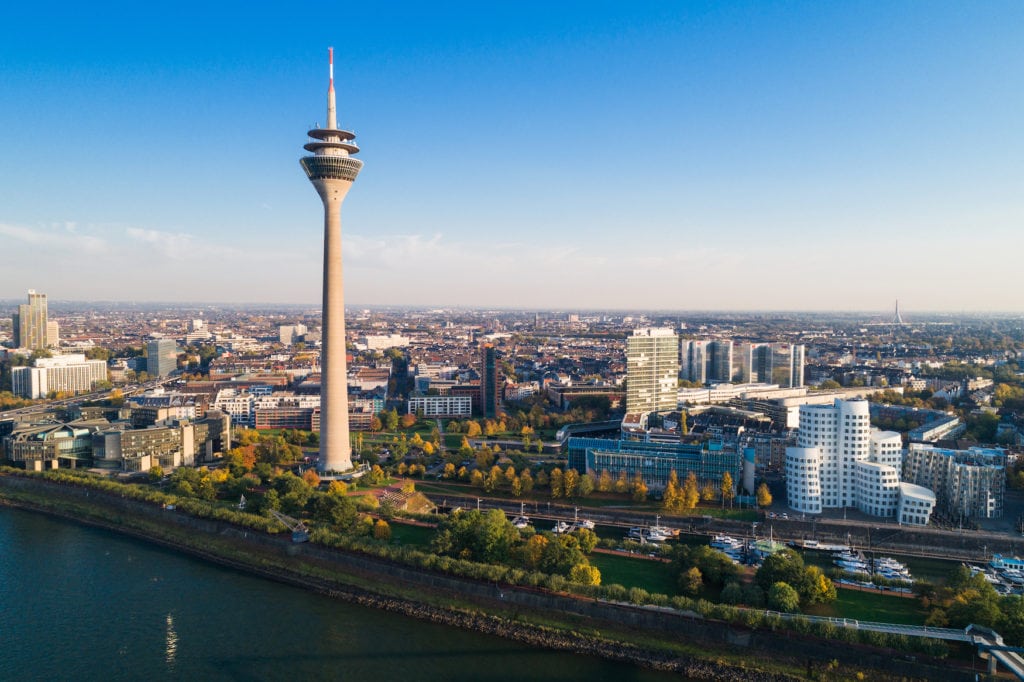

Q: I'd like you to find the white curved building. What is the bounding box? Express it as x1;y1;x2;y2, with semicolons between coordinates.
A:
897;483;936;526
854;460;900;518
785;446;822;513
785;399;934;524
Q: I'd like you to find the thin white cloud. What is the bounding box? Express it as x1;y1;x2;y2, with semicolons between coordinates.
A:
0;222;108;254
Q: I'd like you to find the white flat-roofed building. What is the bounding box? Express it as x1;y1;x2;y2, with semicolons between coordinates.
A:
359;334;409;351
11;353;108;399
408;395;472;418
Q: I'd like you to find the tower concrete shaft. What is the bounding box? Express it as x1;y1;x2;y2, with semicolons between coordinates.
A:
300;48;363;473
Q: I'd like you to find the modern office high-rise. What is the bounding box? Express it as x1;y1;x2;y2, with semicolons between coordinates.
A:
625;328;679;414
737;342;805;388
300;48;363;473
12;290;48;350
479;343;499;419
146;339;178;378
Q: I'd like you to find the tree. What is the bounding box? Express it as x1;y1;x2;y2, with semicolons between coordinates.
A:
597;469;613;493
148;465;164;483
519;469;534;494
511;475;523;497
504;465;517;487
767;582;801;613
700;483;716;502
721;472;735;508
756;549;806;594
576;473;595;498
682;471;700;509
614;470;629;494
302;469;321;488
631;473;648;502
536;469;549;488
569;563;601;586
465;420;482;437
313;493;357;528
370;416;383;432
721;581;744;604
383;408;400;431
470;469;485;488
442;462;456;479
681;567;703;596
562;469;579;498
373;519;392;541
400;413;417;428
327;480;349;496
662;469;682;512
756;482;773;508
549;468;564;498
803;565;837;605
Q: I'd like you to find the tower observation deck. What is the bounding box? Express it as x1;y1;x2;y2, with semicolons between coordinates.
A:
301;48;362;474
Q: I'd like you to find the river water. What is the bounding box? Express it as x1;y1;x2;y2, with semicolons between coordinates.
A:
0;508;680;681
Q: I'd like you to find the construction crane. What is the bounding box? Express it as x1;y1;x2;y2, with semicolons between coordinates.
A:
269;509;310;543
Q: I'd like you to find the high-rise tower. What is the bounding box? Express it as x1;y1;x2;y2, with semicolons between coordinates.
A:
300;48;363;474
12;289;48;350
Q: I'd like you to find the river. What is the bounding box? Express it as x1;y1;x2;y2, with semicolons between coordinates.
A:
0;507;680;681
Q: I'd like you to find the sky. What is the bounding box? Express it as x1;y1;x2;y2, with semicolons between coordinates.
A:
1;2;1021;312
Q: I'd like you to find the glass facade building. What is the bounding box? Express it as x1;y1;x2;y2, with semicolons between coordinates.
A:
567;436;739;492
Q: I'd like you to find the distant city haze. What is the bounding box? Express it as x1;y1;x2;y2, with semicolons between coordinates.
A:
1;4;1021;310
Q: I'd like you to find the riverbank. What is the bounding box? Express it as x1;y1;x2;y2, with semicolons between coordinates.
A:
0;474;966;681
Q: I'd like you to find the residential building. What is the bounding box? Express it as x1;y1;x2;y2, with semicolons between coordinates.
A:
625;328;679;414
407;395;472;418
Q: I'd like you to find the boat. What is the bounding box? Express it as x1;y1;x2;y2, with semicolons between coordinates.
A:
648;515;675;540
510;503;532;530
552;521;572;534
711;535;743;550
572;507;595;531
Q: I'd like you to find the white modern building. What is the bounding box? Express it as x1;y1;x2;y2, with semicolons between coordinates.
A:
359;334;410;351
407;395;472;418
785;398;928;524
11;354;108;399
626;328;679;414
897;483;937;526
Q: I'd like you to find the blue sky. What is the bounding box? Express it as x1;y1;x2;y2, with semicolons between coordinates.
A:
1;2;1021;311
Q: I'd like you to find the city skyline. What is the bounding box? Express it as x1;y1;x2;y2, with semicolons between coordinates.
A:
1;3;1022;311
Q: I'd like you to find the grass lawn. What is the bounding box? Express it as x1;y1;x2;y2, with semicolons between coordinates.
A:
388;522;435;548
590;552;678;595
805;587;928;625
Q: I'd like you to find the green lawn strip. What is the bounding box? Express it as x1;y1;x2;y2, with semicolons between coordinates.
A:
388;522;435;547
805;587;928;625
589;552;678;595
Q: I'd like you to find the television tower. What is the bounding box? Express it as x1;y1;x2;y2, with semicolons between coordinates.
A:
893;299;904;326
300;48;363;473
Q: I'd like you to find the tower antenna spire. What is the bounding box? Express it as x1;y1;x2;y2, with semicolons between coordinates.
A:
327;47;337;130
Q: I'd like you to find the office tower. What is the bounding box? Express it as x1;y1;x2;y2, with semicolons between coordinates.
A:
12;290;48;350
680;340;707;384
146;339;178;378
480;343;499;419
46;321;60;348
300;48;363;473
739;342;805;388
706;340;733;383
625;328;679;414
